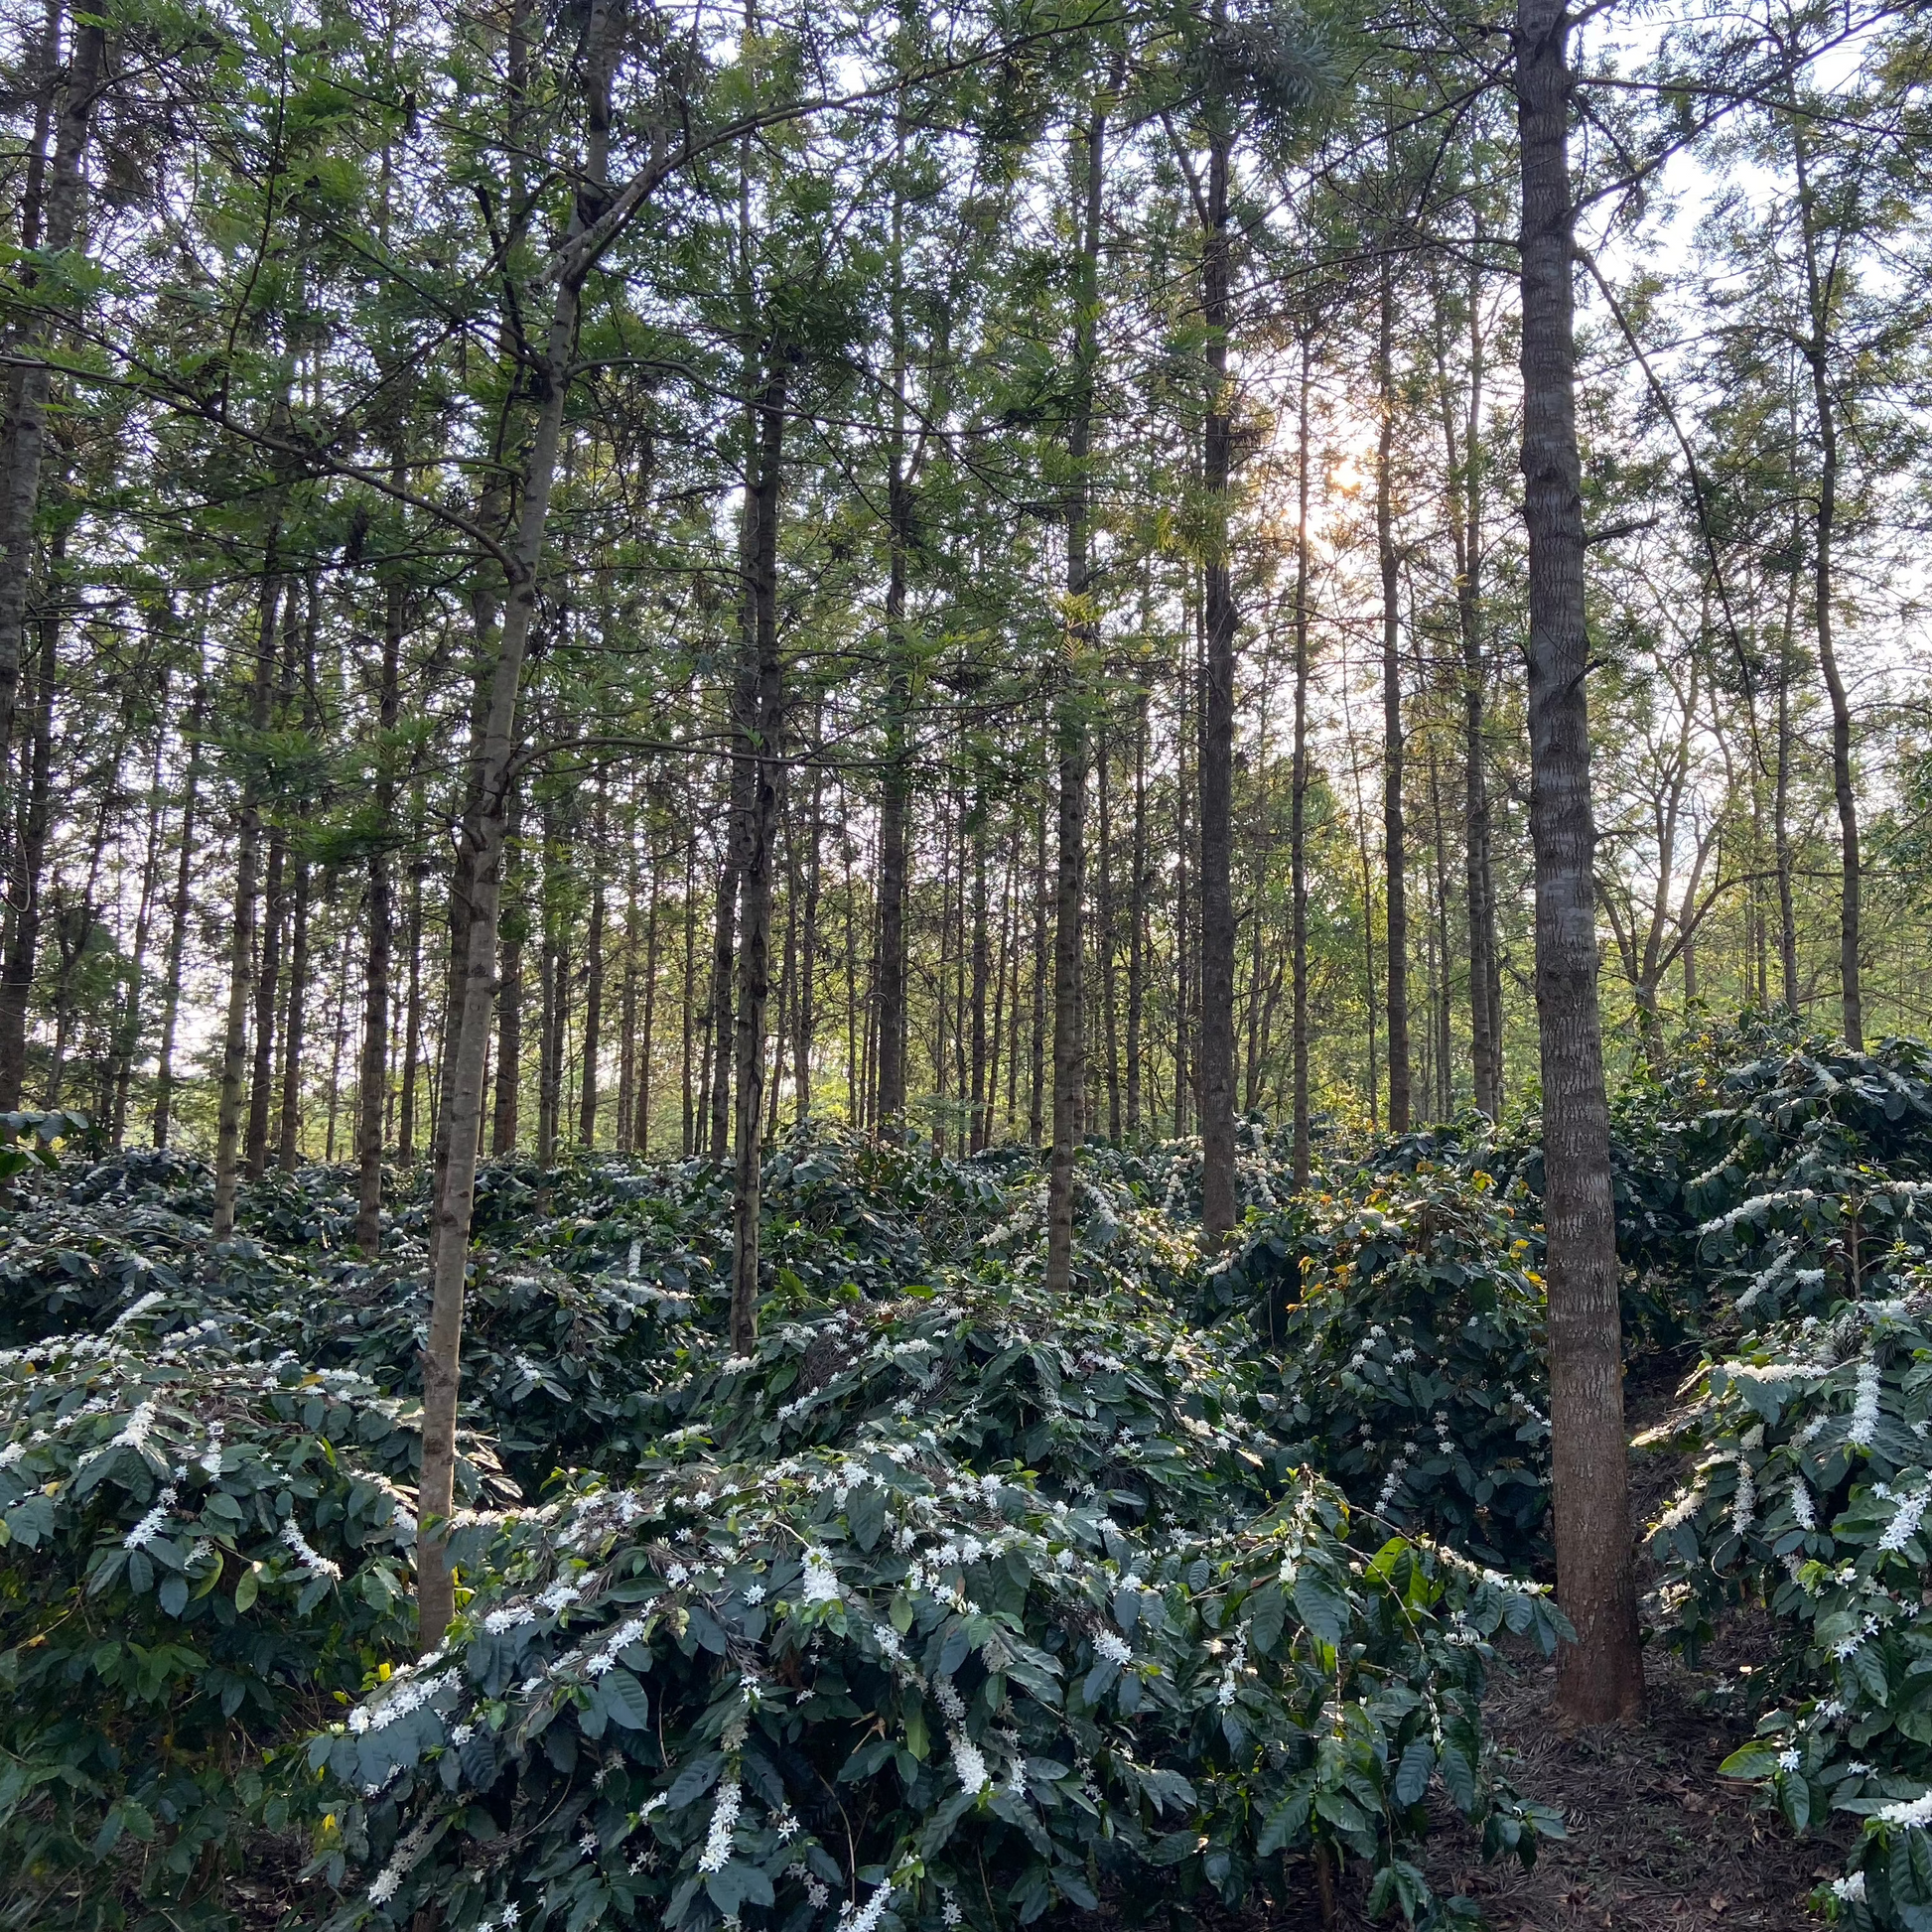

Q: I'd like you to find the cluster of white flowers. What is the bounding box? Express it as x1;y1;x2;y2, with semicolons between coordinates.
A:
280;1514;342;1582
1093;1630;1132;1666
697;1779;742;1874
949;1725;990;1794
107;1290;169;1332
1216;1624;1249;1708
836;1882;896;1932
1654;1485;1705;1534
1730;1458;1756;1539
1875;1791;1932;1828
1879;1484;1930;1554
124;1484;178;1550
1831;1871;1867;1903
1848;1357;1883;1447
800;1548;841;1603
346;1665;459;1736
1789;1477;1816;1530
365;1815;435;1905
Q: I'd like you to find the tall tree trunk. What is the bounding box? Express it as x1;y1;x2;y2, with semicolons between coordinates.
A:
1196;121;1239;1243
1791;122;1861;1049
1097;726;1122;1140
1291;334;1313;1187
1029;767;1047;1146
617;826;640;1152
1517;0;1644;1723
793;735;821;1124
152;678;207;1148
1127;682;1148;1140
1442;260;1502;1118
277;857;309;1169
730;364;787;1354
401;853;427;1158
107;669;170;1145
579;788;607;1147
357;573;404;1250
0;531;62;1110
0;13;104;761
247;830;287;1174
1774;543;1800;1013
969;788;990;1152
639;841;661;1153
210;562;284;1240
417;0;618;1650
1377;256;1412;1135
1045;108;1104;1294
681;823;698;1156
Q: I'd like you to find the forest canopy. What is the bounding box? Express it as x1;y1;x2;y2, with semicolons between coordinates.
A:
6;0;1932;1923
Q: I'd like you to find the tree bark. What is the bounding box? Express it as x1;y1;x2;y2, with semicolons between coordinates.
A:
1517;0;1645;1722
1377;255;1412;1135
1291;333;1313;1187
152;678;207;1149
1791;120;1861;1049
357;572;404;1250
1196;125;1239;1242
1126;681;1148;1140
579;788;607;1147
277;856;310;1169
0;14;104;761
211;559;284;1241
1044;107;1104;1294
416;0;618;1650
0;525;62;1110
730;363;786;1354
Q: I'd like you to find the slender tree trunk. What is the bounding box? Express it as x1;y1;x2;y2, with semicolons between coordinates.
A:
1377;255;1412;1135
109;675;171;1145
211;562;284;1240
0;14;104;760
579;790;607;1147
152;678;207;1148
1045;108;1105;1293
0;536;61;1110
681;823;698;1156
617;826;640;1152
1775;547;1800;1013
278;857;310;1169
417;0;617;1649
794;738;821;1124
639;842;661;1153
1291;334;1313;1188
969;788;990;1151
1030;763;1047;1146
356;574;404;1250
1517;0;1644;1722
1127;683;1148;1140
1196;123;1239;1243
1791;123;1861;1049
1097;726;1122;1140
401;854;427;1158
730;364;786;1354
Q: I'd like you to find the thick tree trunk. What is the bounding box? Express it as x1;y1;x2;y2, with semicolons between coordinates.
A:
1196;129;1239;1242
152;678;207;1149
1045;109;1104;1294
730;365;786;1354
1377;256;1412;1135
0;15;104;761
1517;0;1645;1723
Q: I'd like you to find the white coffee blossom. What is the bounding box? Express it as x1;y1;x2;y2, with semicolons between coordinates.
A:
698;1778;742;1874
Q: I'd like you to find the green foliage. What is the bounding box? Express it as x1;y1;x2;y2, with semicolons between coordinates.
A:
1209;1166;1552;1569
311;1265;1564;1932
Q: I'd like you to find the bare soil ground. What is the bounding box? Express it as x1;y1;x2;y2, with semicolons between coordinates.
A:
1270;1347;1845;1930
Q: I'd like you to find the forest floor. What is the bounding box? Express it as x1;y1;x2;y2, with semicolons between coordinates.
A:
1268;1348;1846;1932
